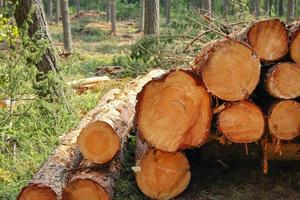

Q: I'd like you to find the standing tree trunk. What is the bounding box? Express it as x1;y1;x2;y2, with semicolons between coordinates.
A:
202;0;212;15
47;0;53;19
107;0;111;21
139;0;145;32
0;0;3;7
249;0;255;14
268;0;273;16
165;0;170;24
110;0;116;36
223;0;229;16
60;0;73;53
14;0;59;74
144;0;160;35
254;0;261;17
76;0;80;17
278;0;283;16
287;0;295;23
55;0;60;23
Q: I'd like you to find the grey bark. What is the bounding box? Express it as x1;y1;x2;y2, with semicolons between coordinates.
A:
139;0;145;32
165;0;170;24
254;0;261;17
60;0;73;52
287;0;295;23
0;0;3;7
222;0;229;16
55;0;60;23
76;0;80;17
202;0;212;15
47;0;53;18
14;0;59;74
278;0;283;16
107;0;111;21
110;0;116;35
144;0;160;35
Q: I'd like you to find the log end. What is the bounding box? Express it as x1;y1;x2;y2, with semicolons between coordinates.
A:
268;100;300;140
78;121;120;164
198;39;260;101
266;62;300;99
136;70;212;152
247;19;288;62
18;184;57;200
218;101;265;143
62;179;109;200
290;29;300;64
135;149;191;200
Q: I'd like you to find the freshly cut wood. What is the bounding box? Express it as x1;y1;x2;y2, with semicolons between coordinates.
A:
289;22;300;64
136;70;212;152
195;39;261;101
17;89;120;200
266;62;300;99
268;100;300;140
135;138;191;200
218;101;265;143
247;19;288;61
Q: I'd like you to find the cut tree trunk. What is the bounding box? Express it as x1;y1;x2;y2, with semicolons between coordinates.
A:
135;137;191;200
289;22;300;64
194;39;261;101
247;19;288;62
218;101;265;143
17;90;120;200
268;100;300;140
266;62;300;99
136;70;212;152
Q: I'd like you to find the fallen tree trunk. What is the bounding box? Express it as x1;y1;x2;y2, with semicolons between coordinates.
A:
218;101;265;143
266;62;300;99
17;89;120;200
134;136;191;200
268;100;300;141
136;70;212;152
194;38;261;101
247;19;288;62
289;22;300;64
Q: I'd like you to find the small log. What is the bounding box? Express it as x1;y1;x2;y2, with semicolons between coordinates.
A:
266;62;300;99
194;38;261;101
247;19;288;62
136;70;212;152
218;101;265;143
268;100;300;140
289;22;300;64
62;69;166;199
17;89;120;200
135;137;191;200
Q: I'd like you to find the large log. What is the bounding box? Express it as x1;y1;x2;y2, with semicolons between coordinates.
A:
62;69;166;199
247;19;288;62
136;70;212;152
289;22;300;64
268;100;300;140
266;62;300;99
194;38;261;101
135;137;191;200
17;89;121;200
218;101;265;143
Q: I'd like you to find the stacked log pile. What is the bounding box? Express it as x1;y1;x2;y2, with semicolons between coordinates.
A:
18;19;299;200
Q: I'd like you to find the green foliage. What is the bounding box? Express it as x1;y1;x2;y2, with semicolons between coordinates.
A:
0;15;19;44
116;0;139;20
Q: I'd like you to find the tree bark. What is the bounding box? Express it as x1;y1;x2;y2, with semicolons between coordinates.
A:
17;90;120;200
249;0;255;14
222;0;229;16
144;0;160;35
139;0;145;32
287;0;295;23
14;0;59;74
202;0;212;15
55;0;60;23
47;0;53;18
289;22;300;64
110;0;116;36
278;0;283;16
165;0;170;24
254;0;261;17
0;0;4;7
107;0;111;22
76;0;80;18
60;0;73;53
136;70;212;152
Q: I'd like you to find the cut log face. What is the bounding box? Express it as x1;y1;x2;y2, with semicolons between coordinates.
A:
247;19;288;61
77;121;120;164
268;100;300;140
196;39;261;101
290;30;300;64
218;101;265;143
18;185;57;200
63;179;109;200
135;149;191;200
266;62;300;99
136;70;212;152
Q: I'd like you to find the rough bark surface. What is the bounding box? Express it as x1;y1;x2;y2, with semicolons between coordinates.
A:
287;0;295;23
144;0;160;35
139;0;145;32
110;0;116;35
289;22;300;64
47;0;53;18
165;0;170;24
56;0;60;23
15;0;59;73
60;0;73;52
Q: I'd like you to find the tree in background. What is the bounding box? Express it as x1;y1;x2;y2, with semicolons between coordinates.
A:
144;0;159;35
110;0;116;35
164;0;170;24
202;0;212;15
286;0;295;23
60;0;73;52
278;0;284;16
222;0;229;16
139;0;145;32
107;0;111;21
0;0;3;7
56;0;60;23
254;0;261;17
76;0;80;17
47;0;53;19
